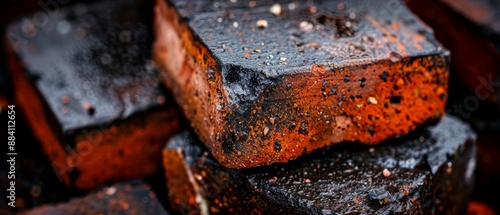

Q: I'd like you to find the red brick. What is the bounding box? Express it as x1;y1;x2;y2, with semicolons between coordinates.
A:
162;115;476;214
154;0;449;168
6;0;181;189
21;181;170;215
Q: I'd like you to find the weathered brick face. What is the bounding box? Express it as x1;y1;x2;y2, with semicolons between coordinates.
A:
163;115;476;214
154;0;449;168
6;0;181;189
21;181;170;215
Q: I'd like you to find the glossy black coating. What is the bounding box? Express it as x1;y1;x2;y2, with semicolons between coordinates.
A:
7;0;165;135
168;115;476;214
167;132;304;214
24;181;170;215
169;0;446;106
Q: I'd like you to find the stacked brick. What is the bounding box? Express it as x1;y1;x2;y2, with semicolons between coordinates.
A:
5;0;481;214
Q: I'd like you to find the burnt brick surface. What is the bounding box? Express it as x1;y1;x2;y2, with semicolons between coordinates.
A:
155;0;450;168
164;115;476;214
5;0;181;189
21;181;170;215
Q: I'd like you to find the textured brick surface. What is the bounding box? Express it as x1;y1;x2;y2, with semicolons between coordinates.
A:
21;181;170;215
163;116;476;214
154;0;450;168
5;0;181;189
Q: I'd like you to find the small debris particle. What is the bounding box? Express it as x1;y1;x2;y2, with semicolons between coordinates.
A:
397;78;405;86
390;51;403;62
309;5;317;13
280;57;287;61
288;2;297;10
437;86;446;94
194;174;202;181
369;147;375;153
298;121;309;135
149;191;156;198
300;21;313;32
82;101;95;115
419;136;425;142
305;179;311;183
383;169;391;177
270;117;275;124
337;3;345;10
254;48;262;53
249;1;256;7
105;187;116;195
329;86;338;95
368;96;378;104
269;176;278;183
446;162;453;174
61;96;70;104
379;71;389;81
362;35;374;44
264;126;269;135
157;96;166;104
308;43;320;49
360;77;367;87
269;4;281;16
344;75;350;82
256;19;268;28
322;80;329;87
244;53;251;58
274;140;282;152
232;21;239;27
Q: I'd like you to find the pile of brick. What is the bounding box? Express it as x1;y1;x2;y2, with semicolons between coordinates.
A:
4;0;482;214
